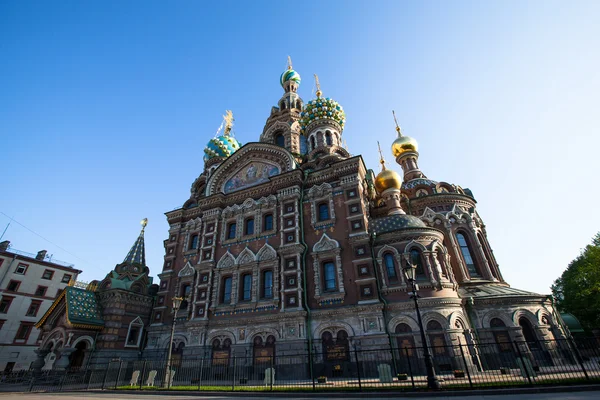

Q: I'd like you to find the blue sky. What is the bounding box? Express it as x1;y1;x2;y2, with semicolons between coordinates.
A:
1;1;599;294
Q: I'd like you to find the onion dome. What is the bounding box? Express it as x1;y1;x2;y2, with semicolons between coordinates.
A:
203;135;241;161
299;75;346;134
280;68;301;88
375;141;402;193
392;135;418;158
375;169;402;193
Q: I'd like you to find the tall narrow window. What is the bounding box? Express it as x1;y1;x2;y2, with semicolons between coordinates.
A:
456;233;479;277
310;136;316;151
275;133;285;147
325;132;332;145
318;203;330;221
242;274;252;301
263;214;273;231
384;253;397;280
227;222;237;240
263;271;273;299
323;262;336;291
190;234;199;249
245;218;254;235
410;249;425;278
222;277;232;303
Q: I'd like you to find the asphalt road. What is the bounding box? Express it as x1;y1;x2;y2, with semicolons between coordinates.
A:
1;390;600;400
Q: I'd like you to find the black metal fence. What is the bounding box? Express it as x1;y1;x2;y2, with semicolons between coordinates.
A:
3;337;599;393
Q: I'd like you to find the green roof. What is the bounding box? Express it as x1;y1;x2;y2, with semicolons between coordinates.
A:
65;287;104;328
561;313;585;333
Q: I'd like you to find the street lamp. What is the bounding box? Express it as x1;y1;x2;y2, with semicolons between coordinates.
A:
402;261;441;390
163;296;183;388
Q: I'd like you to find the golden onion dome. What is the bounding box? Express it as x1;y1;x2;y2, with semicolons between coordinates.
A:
375;168;402;193
391;135;418;158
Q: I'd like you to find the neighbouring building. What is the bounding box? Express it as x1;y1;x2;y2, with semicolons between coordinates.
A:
33;219;158;370
0;241;81;372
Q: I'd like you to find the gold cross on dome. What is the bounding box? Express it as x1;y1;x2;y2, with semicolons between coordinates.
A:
392;110;402;135
287;56;293;70
377;141;387;171
223;110;234;134
314;74;322;97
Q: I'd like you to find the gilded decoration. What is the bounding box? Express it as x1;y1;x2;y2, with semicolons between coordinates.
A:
223;161;280;194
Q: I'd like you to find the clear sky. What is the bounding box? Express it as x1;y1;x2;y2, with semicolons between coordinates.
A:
1;1;599;295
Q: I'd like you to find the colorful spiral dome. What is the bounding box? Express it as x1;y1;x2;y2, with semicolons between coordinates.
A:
299;97;346;134
203;135;241;161
280;69;301;87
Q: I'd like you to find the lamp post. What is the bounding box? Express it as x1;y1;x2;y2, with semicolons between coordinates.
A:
402;262;441;390
163;296;183;388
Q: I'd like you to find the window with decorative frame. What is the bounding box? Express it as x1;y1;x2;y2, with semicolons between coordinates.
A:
190;234;199;250
42;270;54;280
222;277;232;303
263;213;274;231
227;222;237;240
410;249;426;279
456;232;479;277
323;261;336;291
318;203;330;221
262;270;273;299
241;274;252;301
383;253;398;281
245;218;255;236
15;264;28;275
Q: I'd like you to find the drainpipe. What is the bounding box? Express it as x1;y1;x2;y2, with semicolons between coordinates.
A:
298;169;315;382
369;232;398;372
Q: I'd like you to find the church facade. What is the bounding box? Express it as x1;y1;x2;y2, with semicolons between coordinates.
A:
142;62;568;373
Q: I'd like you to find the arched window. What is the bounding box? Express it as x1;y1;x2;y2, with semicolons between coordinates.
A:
262;270;273;299
519;317;539;349
456;232;479;277
222;277;232;303
310;136;316;151
395;323;415;356
410;249;426;278
263;214;273;231
323;261;336;291
253;335;276;365
245;218;254;235
396;323;412;334
325;131;332;146
384;253;397;281
275;133;285;147
125;317;144;348
436;250;447;278
426;320;448;356
190;234;199;249
490;318;511;352
241;274;252;301
318;203;330;221
227;222;237;240
478;232;498;280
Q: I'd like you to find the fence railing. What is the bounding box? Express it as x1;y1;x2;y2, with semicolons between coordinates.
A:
3;337;599;393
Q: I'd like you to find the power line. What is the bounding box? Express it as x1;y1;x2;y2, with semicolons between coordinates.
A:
0;211;98;269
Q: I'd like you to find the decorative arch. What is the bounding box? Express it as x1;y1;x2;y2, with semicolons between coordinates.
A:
313;233;339;252
261;121;291;143
256;243;277;262
178;261;195;277
206;143;296;196
448;312;469;330
217;252;236;269
236;247;256;265
377;244;399;258
404;239;428;253
246;327;280;343
421;312;448;329
40;327;66;351
512;309;539;326
481;310;515;328
71;335;94;349
207;330;236;345
313;321;356;339
388;315;420;333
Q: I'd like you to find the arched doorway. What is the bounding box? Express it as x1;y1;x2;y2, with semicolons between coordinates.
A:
253;335;276;367
426;320;451;372
172;342;185;368
69;341;88;370
395;323;418;374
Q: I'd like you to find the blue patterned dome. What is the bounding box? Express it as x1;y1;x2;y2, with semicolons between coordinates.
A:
299;96;346;134
203;135;241;161
280;69;301;87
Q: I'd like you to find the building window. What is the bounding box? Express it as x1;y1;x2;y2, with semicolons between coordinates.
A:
0;297;14;313
351;220;363;231
323;261;336;291
318;203;330;221
275;133;285;147
190;234;199;249
7;280;20;292
262;270;273;299
14;322;33;341
245;218;254;235
15;264;28;275
154;312;162;321
242;274;252;301
26;301;41;317
263;214;273;231
285;258;296;269
410;249;426;278
347;189;357;198
358;265;369;276
42;270;54;280
125;317;144;348
222;277;232;303
227;222;237;240
456;232;479;277
384;253;397;280
158;296;165;305
61;274;72;284
325;132;332;146
35;286;48;297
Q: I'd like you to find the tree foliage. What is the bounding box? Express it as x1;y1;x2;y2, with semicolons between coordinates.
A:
552;233;600;331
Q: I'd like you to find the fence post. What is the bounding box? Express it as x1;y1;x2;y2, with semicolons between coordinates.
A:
101;362;111;390
139;361;147;390
270;355;274;392
87;369;93;391
404;347;415;389
513;341;532;385
457;339;473;388
353;347;362;391
198;358;204;390
232;357;236;391
115;361;124;390
28;372;35;392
